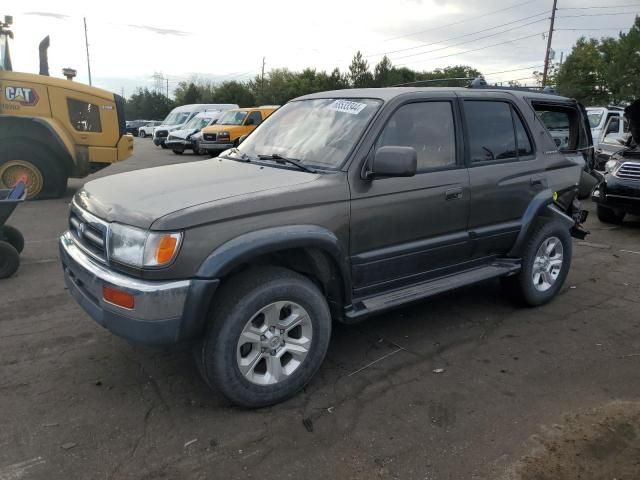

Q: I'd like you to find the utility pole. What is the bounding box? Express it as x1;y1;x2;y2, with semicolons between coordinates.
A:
166;78;169;98
260;57;265;99
542;0;558;86
83;17;92;85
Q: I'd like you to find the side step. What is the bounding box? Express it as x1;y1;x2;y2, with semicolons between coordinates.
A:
345;260;521;321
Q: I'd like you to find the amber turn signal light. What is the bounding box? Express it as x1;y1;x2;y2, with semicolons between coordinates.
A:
103;285;135;309
155;235;178;265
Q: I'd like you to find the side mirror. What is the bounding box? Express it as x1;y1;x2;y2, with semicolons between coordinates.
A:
238;134;248;144
366;146;417;179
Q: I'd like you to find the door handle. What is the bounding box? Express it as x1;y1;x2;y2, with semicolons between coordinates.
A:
530;175;547;188
445;187;463;200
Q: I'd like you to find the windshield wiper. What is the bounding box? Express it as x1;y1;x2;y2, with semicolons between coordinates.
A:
257;153;317;173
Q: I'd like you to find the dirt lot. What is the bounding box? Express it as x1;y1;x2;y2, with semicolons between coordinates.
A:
1;138;640;480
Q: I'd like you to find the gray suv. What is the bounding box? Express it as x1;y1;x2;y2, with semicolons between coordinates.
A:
60;87;591;407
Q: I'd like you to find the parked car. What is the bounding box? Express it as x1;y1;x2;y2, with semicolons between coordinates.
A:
595;134;629;170
60;87;590;408
199;106;278;155
153;104;238;148
138;121;162;138
587;106;625;145
592;99;640;223
165;112;221;155
125;120;148;137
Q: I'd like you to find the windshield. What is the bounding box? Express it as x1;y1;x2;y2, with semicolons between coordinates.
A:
218;111;248;125
163;111;190;126
588;111;604;128
184;116;212;130
237;98;383;169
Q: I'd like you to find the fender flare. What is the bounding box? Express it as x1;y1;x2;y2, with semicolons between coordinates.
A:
508;189;554;257
196;224;352;299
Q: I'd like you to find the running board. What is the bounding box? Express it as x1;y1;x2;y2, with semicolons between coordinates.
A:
345;260;521;321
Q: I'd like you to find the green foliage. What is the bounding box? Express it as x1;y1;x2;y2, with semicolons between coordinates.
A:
554;16;640;105
124;88;174;120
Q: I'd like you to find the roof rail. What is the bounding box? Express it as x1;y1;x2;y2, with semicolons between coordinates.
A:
467;76;558;95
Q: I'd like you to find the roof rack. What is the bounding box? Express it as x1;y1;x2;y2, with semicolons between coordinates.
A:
467;76;558;95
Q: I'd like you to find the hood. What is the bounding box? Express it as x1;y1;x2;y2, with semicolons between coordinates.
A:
168;127;198;139
625;99;640;146
74;159;320;229
202;124;244;134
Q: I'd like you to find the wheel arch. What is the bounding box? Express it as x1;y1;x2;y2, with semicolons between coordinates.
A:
196;225;352;318
0;116;75;174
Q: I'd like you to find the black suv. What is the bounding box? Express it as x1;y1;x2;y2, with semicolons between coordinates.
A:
592;100;640;223
60;87;591;407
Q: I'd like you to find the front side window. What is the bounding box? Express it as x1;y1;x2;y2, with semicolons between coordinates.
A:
465;101;517;162
376;101;456;171
238;98;382;169
67;98;102;133
246;111;263;126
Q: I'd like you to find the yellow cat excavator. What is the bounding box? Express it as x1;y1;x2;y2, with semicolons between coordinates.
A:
0;15;133;199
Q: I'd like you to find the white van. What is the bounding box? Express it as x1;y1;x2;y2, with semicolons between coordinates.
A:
587;106;625;144
153;104;238;148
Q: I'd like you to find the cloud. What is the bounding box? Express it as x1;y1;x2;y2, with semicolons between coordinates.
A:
23;11;71;20
125;24;190;36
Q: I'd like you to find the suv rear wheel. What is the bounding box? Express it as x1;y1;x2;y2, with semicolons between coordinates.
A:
198;267;332;408
503;220;572;306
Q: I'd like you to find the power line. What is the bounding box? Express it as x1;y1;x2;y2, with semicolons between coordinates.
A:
379;0;539;43
392;65;545;86
555;27;632;31
386;17;549;62
556;11;640;18
365;10;550;59
558;3;640;10
396;31;546;67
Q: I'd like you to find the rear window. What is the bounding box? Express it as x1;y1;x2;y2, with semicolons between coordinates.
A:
533;103;588;152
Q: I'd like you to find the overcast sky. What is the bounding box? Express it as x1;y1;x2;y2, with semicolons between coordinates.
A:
8;0;638;97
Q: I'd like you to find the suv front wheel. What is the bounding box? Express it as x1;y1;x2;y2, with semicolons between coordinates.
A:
198;267;332;408
503;220;572;306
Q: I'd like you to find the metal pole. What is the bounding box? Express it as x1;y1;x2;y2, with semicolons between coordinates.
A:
261;57;265;98
83;17;92;85
542;0;558;86
166;78;169;98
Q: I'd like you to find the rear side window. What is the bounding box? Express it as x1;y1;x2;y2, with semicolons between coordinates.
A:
67;98;102;133
533;103;588;152
376;101;456;171
464;101;533;162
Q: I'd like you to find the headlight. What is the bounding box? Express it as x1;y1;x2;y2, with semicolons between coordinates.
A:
605;159;619;173
108;223;182;268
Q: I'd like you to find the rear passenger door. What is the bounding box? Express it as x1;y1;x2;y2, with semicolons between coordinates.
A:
462;97;543;258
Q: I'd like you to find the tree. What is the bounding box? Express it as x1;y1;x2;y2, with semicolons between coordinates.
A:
349;51;374;88
174;82;201;105
125;88;174;120
555;38;609;105
212;81;255;106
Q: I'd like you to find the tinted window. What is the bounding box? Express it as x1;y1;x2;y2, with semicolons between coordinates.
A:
513;110;533;156
465;101;517;162
246;111;263;126
377;102;456;171
67;98;102;133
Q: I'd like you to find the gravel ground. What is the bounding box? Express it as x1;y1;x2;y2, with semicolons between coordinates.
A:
1;138;640;480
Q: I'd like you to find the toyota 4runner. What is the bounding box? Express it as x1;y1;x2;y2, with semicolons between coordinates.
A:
60;87;591;407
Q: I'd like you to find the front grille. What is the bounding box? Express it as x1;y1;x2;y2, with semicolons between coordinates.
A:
203;133;217;141
69;204;109;263
155;130;168;138
616;162;640;181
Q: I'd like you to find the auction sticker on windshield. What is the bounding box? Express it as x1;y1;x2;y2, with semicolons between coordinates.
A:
328;100;368;115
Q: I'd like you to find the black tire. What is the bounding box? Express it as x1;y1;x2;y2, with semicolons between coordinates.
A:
139;130;146;138
502;220;572;307
0;142;68;200
160;143;168;149
172;149;184;155
0;241;19;279
198;266;332;408
2;225;24;254
597;204;625;224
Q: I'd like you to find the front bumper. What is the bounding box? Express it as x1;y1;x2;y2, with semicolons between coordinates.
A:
165;138;193;149
592;174;640;215
153;137;167;146
60;232;218;344
200;140;234;152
